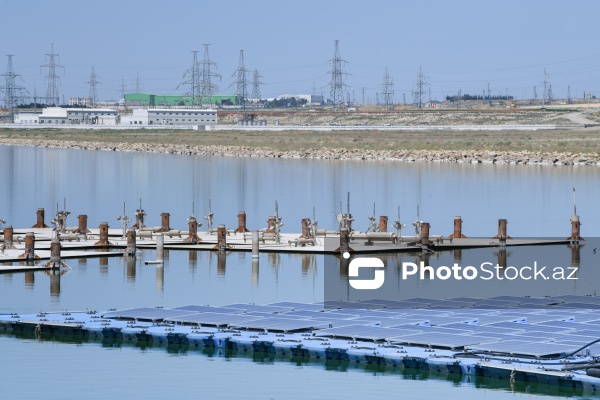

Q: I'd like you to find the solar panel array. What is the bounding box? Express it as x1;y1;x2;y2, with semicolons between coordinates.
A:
101;296;600;357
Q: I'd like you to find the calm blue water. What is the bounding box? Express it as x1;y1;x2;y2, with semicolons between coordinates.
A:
0;144;598;399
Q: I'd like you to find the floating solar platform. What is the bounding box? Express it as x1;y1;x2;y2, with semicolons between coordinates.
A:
466;340;582;358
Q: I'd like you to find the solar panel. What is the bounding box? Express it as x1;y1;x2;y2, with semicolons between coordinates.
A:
390;332;498;349
173;305;246;314
266;302;325;311
220;304;293;314
314;324;424;341
102;307;198;321
165;312;264;327
230;317;331;332
466;340;582;358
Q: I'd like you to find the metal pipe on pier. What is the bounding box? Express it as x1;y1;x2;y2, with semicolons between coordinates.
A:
234;211;250;233
3;225;16;249
32;208;49;228
94;222;111;246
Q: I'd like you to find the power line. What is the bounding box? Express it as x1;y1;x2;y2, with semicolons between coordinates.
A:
1;55;28;122
328;40;348;107
41;43;64;106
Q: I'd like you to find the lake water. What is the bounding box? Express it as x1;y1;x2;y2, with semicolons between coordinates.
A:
0;144;599;399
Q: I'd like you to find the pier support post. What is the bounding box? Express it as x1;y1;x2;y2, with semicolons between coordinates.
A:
300;218;313;239
493;219;512;240
234;211;250;233
48;238;62;269
378;216;388;232
19;232;38;261
32;208;49;228
3;225;16;249
449;216;467;239
214;224;228;251
252;230;259;259
126;228;136;256
159;212;171;232
75;214;91;234
184;216;200;243
95;222;111;246
156;233;164;263
420;222;432;246
567;215;584;243
339;227;351;254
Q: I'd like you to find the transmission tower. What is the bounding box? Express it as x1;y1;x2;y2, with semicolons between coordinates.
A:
380;67;394;110
251;69;264;106
87;66;101;108
135;73;141;93
542;68;549;107
533;85;537;100
487;82;492;106
567;85;572;105
200;44;221;107
547;84;553;105
328;40;348;108
178;50;201;107
1;55;27;122
41;43;64;106
413;66;426;109
230;50;248;110
120;79;127;109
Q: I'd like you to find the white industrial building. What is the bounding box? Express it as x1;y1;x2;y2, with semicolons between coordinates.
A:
120;108;217;127
15;107;117;125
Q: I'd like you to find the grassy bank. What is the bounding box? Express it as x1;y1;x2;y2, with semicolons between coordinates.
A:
1;127;599;155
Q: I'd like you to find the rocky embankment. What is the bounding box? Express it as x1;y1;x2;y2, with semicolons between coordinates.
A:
1;138;599;166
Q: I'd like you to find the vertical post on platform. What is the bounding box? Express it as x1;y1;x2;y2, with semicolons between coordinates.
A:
252;230;259;259
378;216;388;232
301;218;312;239
49;238;61;269
184;215;200;243
32;208;49;228
4;225;15;249
76;214;90;234
568;215;583;243
234;211;250;233
156;233;164;263
159;213;171;232
217;224;227;251
126;228;136;256
20;232;36;261
95;222;110;246
493;219;511;242
420;222;430;245
450;216;467;239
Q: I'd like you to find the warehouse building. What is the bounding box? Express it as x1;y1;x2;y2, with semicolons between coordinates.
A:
120;108;217;127
15;107;117;125
124;92;238;107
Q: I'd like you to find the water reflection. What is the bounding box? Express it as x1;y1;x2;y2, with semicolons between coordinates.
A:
24;271;34;289
126;256;136;282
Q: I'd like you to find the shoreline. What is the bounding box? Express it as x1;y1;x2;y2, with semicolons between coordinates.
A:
1;137;599;166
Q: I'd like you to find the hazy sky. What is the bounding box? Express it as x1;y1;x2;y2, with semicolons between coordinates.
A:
1;0;598;103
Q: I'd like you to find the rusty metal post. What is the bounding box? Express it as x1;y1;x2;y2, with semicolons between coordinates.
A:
75;214;90;234
126;228;136;256
378;216;388;232
300;218;312;239
32;208;49;228
567;215;584;242
217;224;227;251
184;216;200;243
49;238;62;269
95;222;111;246
493;219;511;240
3;225;15;249
339;227;350;254
159;212;171;232
234;211;250;233
449;216;467;239
19;232;37;260
420;222;431;245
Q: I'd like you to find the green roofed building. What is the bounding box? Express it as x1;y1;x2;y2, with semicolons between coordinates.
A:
124;93;238;107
